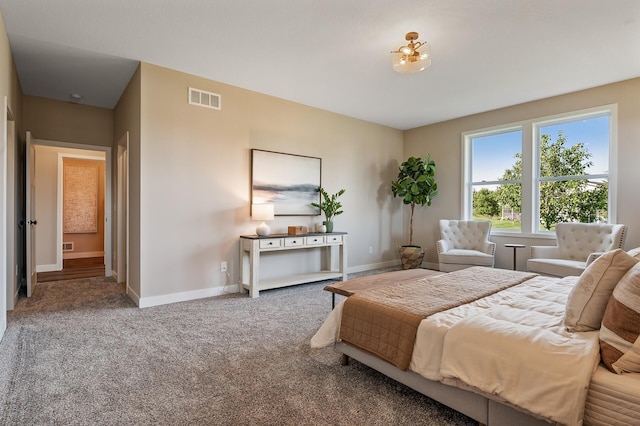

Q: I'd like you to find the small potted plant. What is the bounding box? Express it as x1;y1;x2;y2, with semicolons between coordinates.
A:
311;187;345;233
391;155;438;269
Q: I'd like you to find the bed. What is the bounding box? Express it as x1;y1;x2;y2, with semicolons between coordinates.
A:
311;259;640;426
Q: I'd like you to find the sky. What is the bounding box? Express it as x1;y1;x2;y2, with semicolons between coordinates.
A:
472;115;610;183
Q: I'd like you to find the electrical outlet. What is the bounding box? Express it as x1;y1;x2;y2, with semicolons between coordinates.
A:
369;246;373;254
221;261;227;272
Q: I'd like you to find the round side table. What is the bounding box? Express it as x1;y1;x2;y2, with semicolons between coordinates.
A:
504;243;525;270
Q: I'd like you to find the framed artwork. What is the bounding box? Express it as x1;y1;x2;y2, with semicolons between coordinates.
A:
251;149;321;216
63;163;99;233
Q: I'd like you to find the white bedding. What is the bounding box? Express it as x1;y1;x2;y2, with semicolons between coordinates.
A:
311;274;602;426
584;365;640;425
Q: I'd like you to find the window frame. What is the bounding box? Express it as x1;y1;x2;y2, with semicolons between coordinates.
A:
463;126;523;232
462;105;617;237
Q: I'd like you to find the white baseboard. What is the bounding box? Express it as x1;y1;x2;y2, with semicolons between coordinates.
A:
36;263;60;273
63;251;104;260
347;260;400;274
132;260;436;309
348;260;440;273
138;284;241;308
127;285;140;306
423;261;439;270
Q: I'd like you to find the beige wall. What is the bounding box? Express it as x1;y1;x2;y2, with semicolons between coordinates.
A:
136;63;404;300
114;65;141;298
1;10;23;313
404;78;640;270
0;10;21;129
22;95;113;146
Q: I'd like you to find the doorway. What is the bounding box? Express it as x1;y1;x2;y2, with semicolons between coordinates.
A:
26;137;112;297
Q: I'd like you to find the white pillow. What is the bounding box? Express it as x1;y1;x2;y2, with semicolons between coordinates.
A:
565;249;638;332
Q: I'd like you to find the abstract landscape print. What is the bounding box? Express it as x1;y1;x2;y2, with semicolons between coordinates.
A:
251;149;321;216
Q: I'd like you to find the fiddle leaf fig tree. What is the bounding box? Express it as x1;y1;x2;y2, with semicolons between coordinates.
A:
391;155;438;246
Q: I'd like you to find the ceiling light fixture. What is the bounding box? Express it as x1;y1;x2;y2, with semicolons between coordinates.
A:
391;32;431;74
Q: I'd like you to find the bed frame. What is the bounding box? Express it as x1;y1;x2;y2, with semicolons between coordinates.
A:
335;342;551;426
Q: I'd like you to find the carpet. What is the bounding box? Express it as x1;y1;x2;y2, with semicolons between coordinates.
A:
0;273;474;425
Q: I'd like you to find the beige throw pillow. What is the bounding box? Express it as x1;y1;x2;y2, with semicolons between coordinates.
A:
565;249;638;332
627;247;640;260
600;262;640;373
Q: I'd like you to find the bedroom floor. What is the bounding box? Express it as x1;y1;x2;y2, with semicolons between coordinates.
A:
0;269;474;425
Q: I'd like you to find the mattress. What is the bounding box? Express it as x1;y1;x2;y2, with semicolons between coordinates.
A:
584;365;640;425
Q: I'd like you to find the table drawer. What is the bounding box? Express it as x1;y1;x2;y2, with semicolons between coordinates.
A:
284;237;304;247
305;236;325;245
259;238;283;249
326;235;343;244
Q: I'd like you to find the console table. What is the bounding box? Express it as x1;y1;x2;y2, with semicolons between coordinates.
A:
239;232;347;298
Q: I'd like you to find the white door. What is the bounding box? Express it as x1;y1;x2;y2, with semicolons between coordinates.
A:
1;97;7;338
26;132;37;297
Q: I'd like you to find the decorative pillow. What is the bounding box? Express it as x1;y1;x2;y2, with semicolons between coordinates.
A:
600;262;640;373
627;247;640;260
564;249;638;332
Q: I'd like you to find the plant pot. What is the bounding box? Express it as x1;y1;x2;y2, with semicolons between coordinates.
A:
323;220;334;233
398;245;424;270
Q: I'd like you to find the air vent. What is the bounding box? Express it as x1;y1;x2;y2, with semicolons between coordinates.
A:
188;87;221;110
62;242;74;252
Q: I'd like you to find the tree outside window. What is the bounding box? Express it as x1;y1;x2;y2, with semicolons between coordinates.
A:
466;110;612;233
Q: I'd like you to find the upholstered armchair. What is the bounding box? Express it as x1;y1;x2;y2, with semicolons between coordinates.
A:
527;223;627;277
437;220;496;272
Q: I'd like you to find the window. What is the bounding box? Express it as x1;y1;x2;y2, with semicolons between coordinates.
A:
466;129;523;232
463;106;615;235
535;114;610;231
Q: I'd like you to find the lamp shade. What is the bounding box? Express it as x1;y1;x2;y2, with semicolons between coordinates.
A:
391;51;431;74
252;203;274;236
252;203;274;221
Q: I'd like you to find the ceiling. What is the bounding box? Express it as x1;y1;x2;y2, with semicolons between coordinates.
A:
1;0;639;130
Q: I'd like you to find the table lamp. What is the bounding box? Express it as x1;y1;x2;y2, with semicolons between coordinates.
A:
252;203;274;236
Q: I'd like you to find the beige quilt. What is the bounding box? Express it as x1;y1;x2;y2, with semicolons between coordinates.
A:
338;267;537;370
